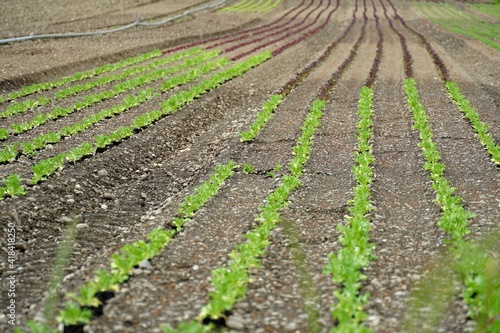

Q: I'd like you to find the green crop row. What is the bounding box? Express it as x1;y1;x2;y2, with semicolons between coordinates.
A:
324;86;375;333
1;50;221;139
0;96;51;119
239;94;283;141
221;0;281;12
0;56;227;164
57;161;236;326
0;49;198;121
0;50;271;199
53;48;202;100
440;3;500;35
404;78;474;242
220;0;253;12
0;174;26;199
421;2;500;41
163;99;326;332
414;1;500;51
404;78;499;330
10;52;273;332
0;50;162;104
16;161;236;332
0;89;157;163
445;81;500;165
468;3;500;19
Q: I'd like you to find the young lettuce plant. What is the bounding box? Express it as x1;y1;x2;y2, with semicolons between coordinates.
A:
0;128;8;139
31;154;66;184
94;134;111;149
66;143;94;163
0;144;19;163
3;174;26;197
243;162;255;174
56;302;92;327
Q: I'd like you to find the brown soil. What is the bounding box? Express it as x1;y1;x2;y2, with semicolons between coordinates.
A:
0;0;499;332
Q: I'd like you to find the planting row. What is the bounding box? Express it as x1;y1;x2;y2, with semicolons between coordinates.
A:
0;48;200;121
0;50;162;104
414;1;500;51
386;0;500;329
165;0;317;54
0;51;271;200
0;49;218;141
385;0;500;165
469;2;500;18
0;51;225;164
14;49;273;333
323;1;383;329
404;78;498;332
219;0;282;12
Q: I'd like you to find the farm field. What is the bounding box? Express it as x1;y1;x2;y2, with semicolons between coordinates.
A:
0;0;499;332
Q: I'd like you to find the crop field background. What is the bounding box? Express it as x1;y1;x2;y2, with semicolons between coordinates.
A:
0;0;499;332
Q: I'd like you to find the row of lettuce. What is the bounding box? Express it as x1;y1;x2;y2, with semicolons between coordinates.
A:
0;50;163;105
14;49;275;333
0;51;271;200
0;51;224;164
0;48;210;142
219;0;282;13
389;0;500;329
415;1;500;52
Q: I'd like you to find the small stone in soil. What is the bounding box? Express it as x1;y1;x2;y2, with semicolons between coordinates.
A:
59;216;73;223
284;321;297;331
103;192;116;200
226;315;245;330
138;260;152;269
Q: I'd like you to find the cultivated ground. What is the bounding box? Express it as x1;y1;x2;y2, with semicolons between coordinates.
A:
0;0;499;332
